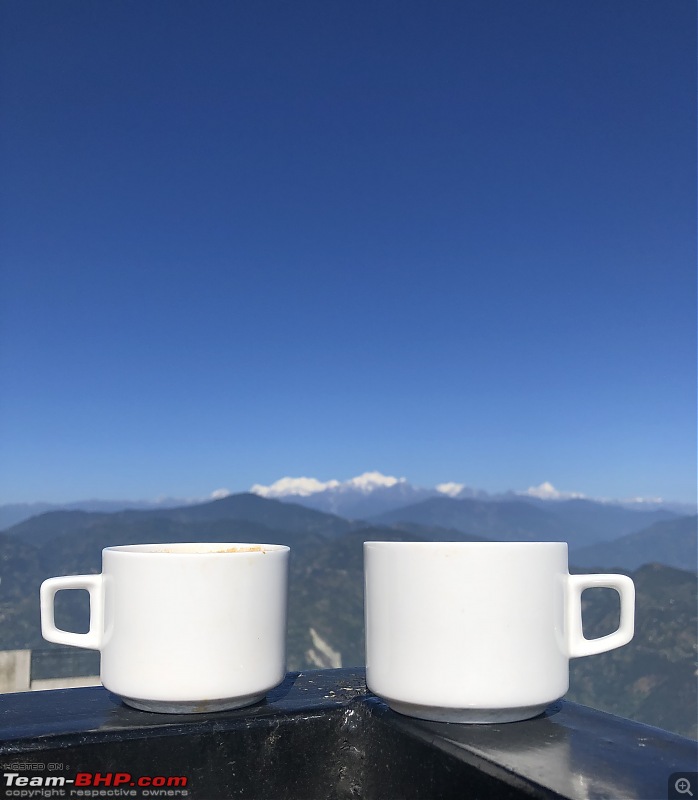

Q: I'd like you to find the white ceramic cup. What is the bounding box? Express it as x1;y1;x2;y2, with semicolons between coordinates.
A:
40;543;289;713
364;541;635;723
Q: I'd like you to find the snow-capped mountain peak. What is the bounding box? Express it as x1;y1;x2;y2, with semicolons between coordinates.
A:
520;482;586;501
251;471;407;498
435;482;466;498
345;472;406;493
249;472;426;518
250;476;340;498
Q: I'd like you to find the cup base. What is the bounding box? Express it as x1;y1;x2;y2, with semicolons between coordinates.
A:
387;699;550;724
120;692;266;714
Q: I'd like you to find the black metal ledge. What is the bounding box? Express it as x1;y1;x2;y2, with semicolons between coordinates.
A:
1;669;696;799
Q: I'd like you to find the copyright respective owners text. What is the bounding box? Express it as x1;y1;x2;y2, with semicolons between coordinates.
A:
1;764;190;799
670;773;698;800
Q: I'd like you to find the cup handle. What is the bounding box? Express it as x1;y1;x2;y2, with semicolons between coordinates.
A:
565;573;635;658
40;574;104;650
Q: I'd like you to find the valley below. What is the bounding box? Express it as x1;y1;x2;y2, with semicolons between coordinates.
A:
1;492;695;738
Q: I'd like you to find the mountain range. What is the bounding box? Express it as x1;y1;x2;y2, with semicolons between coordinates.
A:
3;472;693;530
570;515;698;572
0;490;695;738
251;472;695;518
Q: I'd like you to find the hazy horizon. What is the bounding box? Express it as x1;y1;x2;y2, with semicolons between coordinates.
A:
1;471;695;511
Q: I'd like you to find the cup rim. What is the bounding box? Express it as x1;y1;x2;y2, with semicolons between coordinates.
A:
103;542;290;555
363;540;568;548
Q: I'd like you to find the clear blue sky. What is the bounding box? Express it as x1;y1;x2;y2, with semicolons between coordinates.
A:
0;0;695;504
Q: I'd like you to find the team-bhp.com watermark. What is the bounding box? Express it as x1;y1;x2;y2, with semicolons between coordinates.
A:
1;765;189;798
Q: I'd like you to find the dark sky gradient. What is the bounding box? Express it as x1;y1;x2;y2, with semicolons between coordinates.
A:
1;1;695;503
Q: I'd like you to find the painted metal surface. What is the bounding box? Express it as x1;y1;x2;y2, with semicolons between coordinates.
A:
0;668;695;799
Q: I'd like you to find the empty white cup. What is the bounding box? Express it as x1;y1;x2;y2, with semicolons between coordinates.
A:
364;541;635;723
